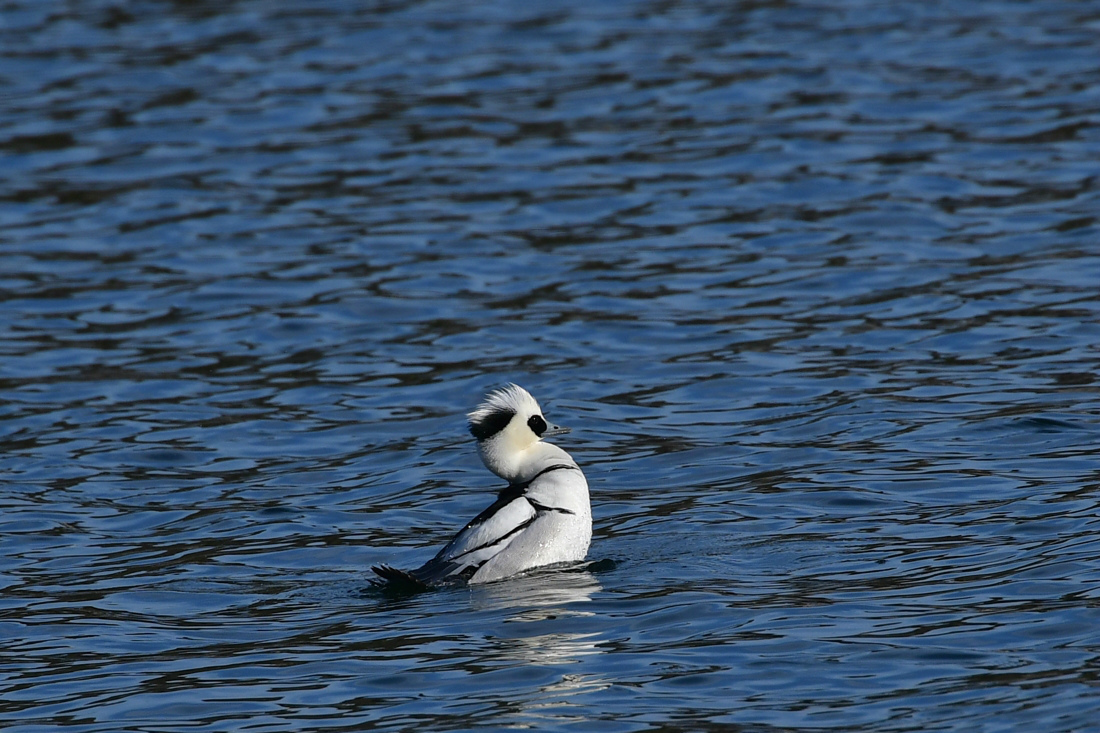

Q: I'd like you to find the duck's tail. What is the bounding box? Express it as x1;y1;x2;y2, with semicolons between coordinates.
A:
369;564;433;592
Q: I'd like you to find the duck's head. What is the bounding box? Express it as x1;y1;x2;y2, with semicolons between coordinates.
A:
467;383;570;482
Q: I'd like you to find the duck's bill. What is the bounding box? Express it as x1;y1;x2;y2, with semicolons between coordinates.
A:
543;423;571;437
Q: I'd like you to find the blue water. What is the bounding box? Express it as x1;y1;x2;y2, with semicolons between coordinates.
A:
3;1;1099;730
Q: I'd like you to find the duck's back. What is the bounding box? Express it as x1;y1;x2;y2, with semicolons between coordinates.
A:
394;458;589;586
471;463;591;583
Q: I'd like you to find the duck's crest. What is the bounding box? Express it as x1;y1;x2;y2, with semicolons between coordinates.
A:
467;383;540;439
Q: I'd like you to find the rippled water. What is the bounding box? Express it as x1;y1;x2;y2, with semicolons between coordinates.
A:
3;0;1100;730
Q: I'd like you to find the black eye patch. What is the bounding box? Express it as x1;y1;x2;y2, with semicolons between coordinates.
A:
469;409;515;441
527;414;547;436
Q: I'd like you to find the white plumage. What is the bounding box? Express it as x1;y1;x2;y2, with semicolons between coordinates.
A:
372;384;591;588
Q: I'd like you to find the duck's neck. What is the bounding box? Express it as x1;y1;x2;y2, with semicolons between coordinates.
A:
481;439;575;484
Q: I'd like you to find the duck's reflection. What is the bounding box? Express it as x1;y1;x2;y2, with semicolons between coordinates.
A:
470;567;604;666
471;566;599;612
469;568;610;724
387;566;610;727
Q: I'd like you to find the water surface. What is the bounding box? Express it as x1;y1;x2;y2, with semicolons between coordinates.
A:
2;0;1099;731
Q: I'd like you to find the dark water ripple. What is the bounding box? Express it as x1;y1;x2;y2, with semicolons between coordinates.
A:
3;0;1100;731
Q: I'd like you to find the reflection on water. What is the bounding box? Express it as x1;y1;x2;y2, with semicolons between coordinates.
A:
473;569;603;660
470;567;601;614
3;0;1100;731
472;571;610;728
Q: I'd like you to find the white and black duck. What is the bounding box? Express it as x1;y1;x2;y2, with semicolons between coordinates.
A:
371;384;591;588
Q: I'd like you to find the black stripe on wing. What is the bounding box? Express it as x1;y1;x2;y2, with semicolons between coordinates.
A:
405;512;538;586
449;513;537;563
527;497;575;515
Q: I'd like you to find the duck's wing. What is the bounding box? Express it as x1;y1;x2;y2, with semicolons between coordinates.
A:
371;487;538;587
